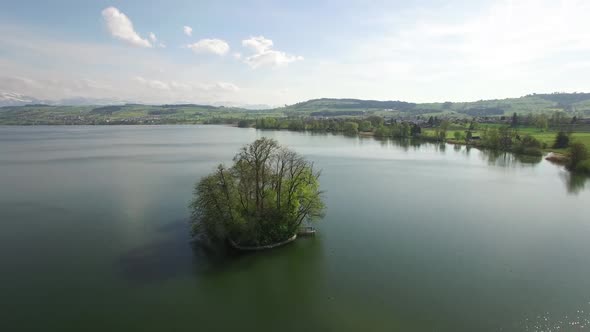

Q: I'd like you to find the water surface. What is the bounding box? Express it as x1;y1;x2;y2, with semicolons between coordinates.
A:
1;125;589;332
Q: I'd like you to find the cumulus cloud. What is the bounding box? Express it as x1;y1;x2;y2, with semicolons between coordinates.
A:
241;36;303;68
183;26;193;36
242;36;274;53
187;39;230;56
101;7;151;48
233;52;242;60
149;32;157;43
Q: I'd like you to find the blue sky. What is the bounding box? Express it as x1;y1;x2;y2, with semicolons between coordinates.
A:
1;0;589;105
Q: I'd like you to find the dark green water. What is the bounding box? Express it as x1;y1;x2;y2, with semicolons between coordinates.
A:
1;125;589;332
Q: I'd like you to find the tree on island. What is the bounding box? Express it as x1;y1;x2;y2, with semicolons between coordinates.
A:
190;138;325;247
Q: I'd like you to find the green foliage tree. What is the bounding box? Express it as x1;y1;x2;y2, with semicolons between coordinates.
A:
237;119;251;128
481;127;500;149
190;138;325;246
435;120;450;141
550;111;566;127
511;112;519;127
343;122;359;135
410;124;422;137
288;119;305;131
374;125;391;137
568;142;589;172
498;126;514;150
367;116;384;127
534;114;549;131
400;123;411;138
359;120;372;132
513;135;543;156
553;131;570;149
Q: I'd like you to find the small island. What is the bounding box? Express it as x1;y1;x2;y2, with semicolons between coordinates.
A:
190;138;325;250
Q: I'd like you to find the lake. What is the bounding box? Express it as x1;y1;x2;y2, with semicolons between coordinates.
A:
1;125;589;332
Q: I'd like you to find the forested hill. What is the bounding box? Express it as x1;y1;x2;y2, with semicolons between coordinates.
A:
1;92;590;125
279;93;590;117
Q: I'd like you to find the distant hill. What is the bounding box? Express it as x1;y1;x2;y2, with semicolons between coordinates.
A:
0;103;267;125
286;98;416;112
2;92;590;124
278;93;590;117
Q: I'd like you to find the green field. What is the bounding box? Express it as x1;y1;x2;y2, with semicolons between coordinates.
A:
423;125;590;153
0;104;281;125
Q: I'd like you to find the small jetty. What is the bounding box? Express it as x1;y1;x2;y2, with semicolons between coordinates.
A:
297;226;316;236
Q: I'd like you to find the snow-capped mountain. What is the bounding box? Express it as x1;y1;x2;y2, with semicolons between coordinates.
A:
0;92;127;107
0;92;39;107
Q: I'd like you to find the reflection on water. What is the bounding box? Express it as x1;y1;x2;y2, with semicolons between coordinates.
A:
191;235;324;277
562;172;589;195
479;149;542;168
373;137;442;152
117;219;194;283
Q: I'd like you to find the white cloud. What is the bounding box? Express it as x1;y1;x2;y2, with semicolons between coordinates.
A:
0;76;117;100
0;25;249;104
101;7;151;48
187;39;230;56
233;52;242;60
169;81;192;90
135;76;170;90
360;0;590;77
147;33;166;48
183;26;193;36
134;77;239;93
215;82;240;92
241;36;303;68
243;36;274;53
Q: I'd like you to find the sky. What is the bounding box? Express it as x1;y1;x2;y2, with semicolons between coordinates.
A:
1;0;590;106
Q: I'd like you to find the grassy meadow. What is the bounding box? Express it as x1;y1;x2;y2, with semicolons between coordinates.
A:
423;124;590;153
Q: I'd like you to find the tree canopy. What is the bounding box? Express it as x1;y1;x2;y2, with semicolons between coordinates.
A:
190;138;325;247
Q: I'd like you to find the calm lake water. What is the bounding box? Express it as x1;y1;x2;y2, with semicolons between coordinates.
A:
1;125;590;332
